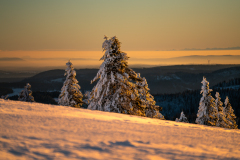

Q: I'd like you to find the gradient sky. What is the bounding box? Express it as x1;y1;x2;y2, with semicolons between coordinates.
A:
1;0;240;51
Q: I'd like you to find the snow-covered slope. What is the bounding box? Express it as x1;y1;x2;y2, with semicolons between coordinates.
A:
0;99;240;160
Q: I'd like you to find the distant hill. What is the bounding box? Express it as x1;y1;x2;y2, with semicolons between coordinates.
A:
0;70;37;83
132;55;240;64
183;46;240;50
18;64;240;94
0;57;24;61
169;55;240;60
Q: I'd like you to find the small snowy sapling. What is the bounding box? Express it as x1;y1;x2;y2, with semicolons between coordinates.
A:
18;83;34;102
58;61;83;107
176;111;188;123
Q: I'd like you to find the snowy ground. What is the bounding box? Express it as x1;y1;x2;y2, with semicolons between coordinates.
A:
0;99;240;160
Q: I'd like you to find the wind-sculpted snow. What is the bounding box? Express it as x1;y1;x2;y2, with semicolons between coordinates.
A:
0;99;240;160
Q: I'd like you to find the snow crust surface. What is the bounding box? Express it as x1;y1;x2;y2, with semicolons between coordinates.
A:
0;99;240;160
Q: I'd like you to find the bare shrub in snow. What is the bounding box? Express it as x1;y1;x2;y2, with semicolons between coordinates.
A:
1;95;8;100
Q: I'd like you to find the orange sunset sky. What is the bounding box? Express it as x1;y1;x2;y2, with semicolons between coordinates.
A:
0;0;240;69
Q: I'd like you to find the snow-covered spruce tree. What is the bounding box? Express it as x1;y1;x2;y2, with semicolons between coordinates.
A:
88;36;164;118
175;111;188;122
58;61;83;107
18;83;34;102
88;36;144;115
215;92;228;128
136;75;164;119
196;77;217;126
224;97;238;129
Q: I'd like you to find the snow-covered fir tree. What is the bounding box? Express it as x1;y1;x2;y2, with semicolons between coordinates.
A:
88;36;164;118
196;77;217;126
18;83;34;102
88;36;144;115
58;61;83;107
224;97;238;129
215;92;228;128
136;75;164;119
175;111;188;122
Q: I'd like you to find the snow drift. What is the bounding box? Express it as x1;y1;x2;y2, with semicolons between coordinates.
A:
0;99;240;160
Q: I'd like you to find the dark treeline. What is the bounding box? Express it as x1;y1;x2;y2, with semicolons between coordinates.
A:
0;82;63;92
0;86;13;96
214;78;240;88
153;78;240;128
9;91;60;105
9;91;90;108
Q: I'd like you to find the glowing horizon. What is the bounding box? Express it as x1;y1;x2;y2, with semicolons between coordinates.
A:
1;50;240;58
1;50;240;71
